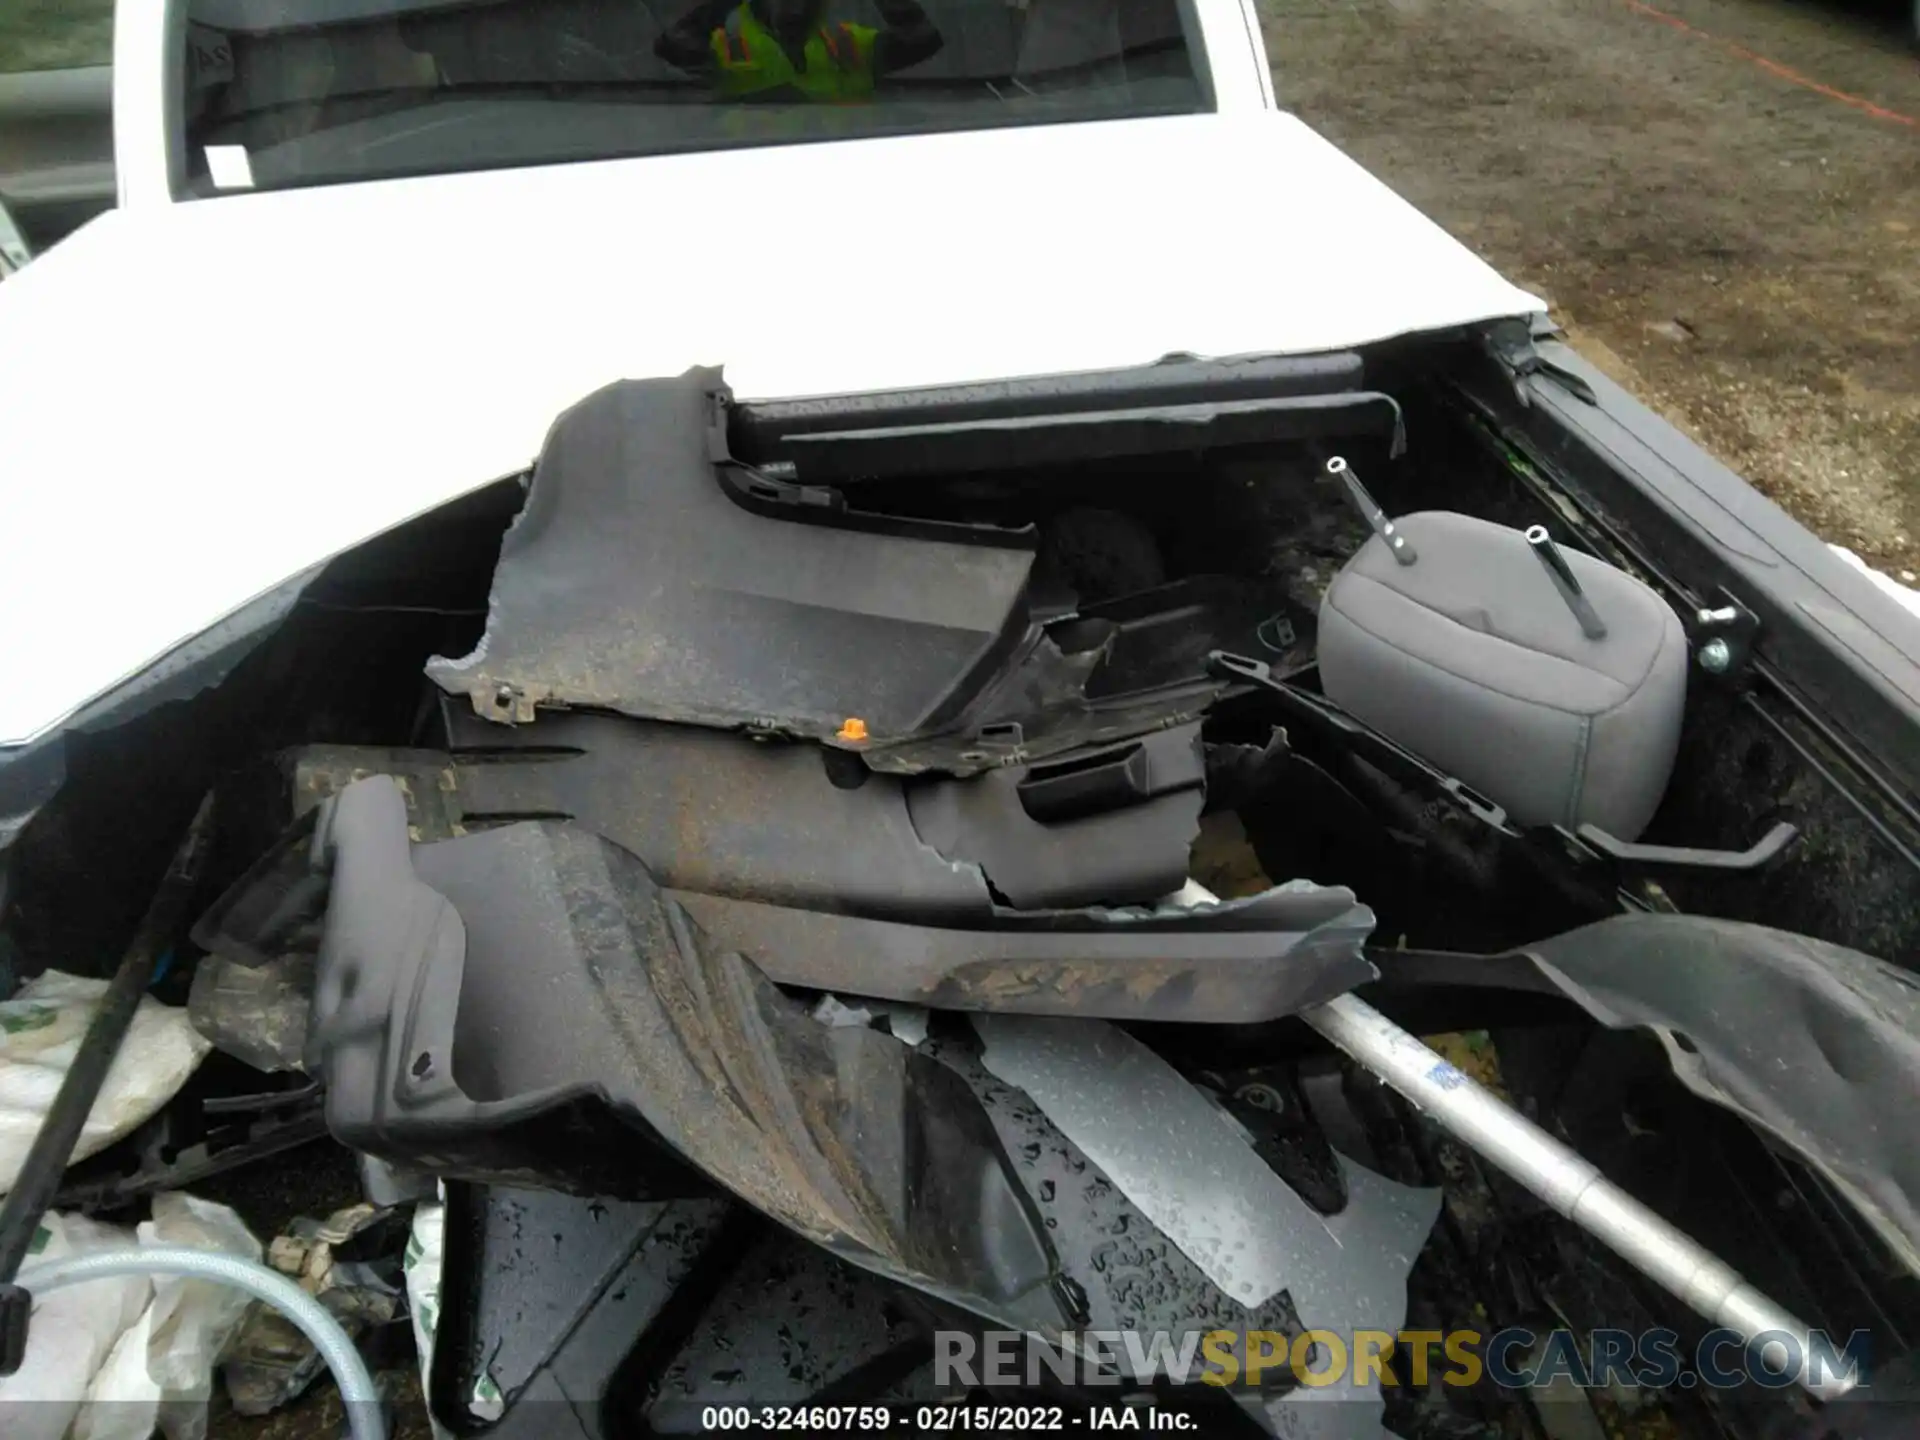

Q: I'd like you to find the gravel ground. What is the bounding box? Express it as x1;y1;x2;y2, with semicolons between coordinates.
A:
1262;0;1920;579
0;0;112;72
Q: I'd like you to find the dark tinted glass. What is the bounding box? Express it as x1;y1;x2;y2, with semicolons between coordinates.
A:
180;0;1206;193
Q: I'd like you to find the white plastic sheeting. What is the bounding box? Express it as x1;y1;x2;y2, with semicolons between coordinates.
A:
0;972;211;1196
0;1195;257;1440
0;1213;150;1440
75;1194;263;1440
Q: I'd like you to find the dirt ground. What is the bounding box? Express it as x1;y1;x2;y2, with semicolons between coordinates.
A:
1261;0;1920;579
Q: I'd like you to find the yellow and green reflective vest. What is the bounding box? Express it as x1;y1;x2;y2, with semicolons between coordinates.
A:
708;5;878;102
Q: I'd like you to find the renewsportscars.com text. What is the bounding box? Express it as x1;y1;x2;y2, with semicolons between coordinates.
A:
934;1326;1871;1392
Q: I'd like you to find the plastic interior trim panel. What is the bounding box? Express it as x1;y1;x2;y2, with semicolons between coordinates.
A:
309;775;1067;1331
727;351;1366;457
424;708;1211;916
771;393;1406;481
426;370;1038;743
282;732;1378;1025
1374;912;1920;1279
423;369;1306;773
673;885;1377;1023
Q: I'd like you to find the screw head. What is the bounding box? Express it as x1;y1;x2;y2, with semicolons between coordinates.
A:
1238;1083;1286;1114
1699;637;1733;674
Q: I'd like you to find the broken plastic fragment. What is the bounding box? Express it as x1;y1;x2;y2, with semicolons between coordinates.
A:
880;1005;930;1048
972;1010;1439;1428
1257;1159;1441;1437
810;995;877;1029
223;1203;407;1417
972;1014;1339;1309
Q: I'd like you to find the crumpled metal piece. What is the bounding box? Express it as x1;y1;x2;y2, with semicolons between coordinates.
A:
222;1203;408;1417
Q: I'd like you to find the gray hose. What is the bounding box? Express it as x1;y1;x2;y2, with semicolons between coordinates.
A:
19;1245;387;1440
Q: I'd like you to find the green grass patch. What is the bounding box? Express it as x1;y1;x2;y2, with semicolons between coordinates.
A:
0;0;115;74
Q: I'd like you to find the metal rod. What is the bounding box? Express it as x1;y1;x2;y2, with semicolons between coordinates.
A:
1300;991;1857;1402
1326;456;1416;566
0;794;216;1374
1525;525;1609;640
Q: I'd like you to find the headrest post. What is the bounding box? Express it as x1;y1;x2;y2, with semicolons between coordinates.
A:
1327;456;1417;567
1526;525;1609;641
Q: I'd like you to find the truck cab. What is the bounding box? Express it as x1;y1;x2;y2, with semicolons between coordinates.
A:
1;0;1276;266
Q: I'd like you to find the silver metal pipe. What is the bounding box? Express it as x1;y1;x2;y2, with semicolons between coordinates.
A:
1525;524;1609;640
1327;456;1416;566
1300;991;1858;1403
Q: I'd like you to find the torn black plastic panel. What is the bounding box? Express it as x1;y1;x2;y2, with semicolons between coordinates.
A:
727;352;1369;460
425;370;1040;746
442;712;992;919
1525;914;1920;1281
0;566;315;798
0;738;64;857
430;709;1208;916
906;727;1204;909
935;1032;1316;1350
674;888;1375;1023
0;568;313;901
309;776;1065;1330
429;1191;1277;1439
427;1188;736;1438
249;728;1372;1025
423;1069;1443;1437
1374;912;1920;1278
767;392;1407;481
642;1224;941;1430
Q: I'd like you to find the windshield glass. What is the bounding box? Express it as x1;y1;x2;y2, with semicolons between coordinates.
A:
177;0;1208;194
